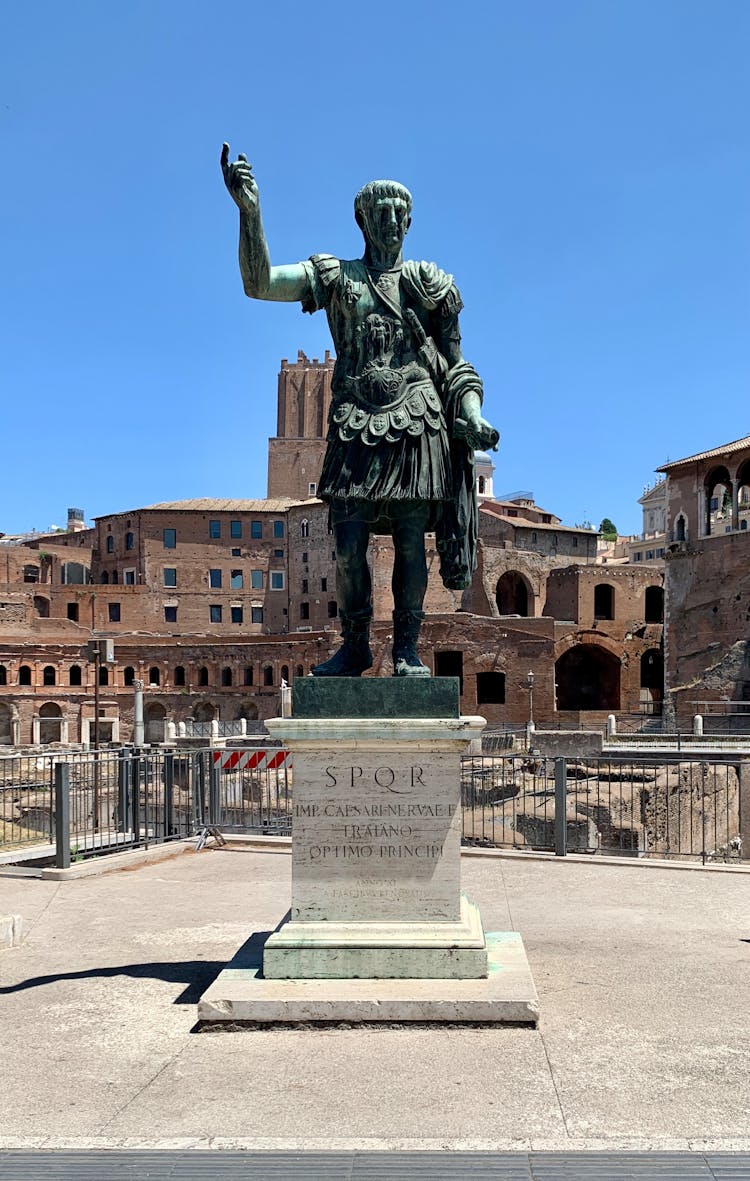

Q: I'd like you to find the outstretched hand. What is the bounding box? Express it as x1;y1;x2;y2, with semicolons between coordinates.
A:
221;143;259;214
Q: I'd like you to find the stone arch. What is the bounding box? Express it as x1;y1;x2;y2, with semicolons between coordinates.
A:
193;701;216;723
704;464;732;535
69;665;82;686
42;665;56;686
39;701;63;744
174;665;186;687
235;702;259;721
98;665;109;686
18;666;32;686
640;647;664;715
144;701;166;744
0;702;12;744
123;666;136;686
148;666;160;686
198;666;209;687
495;571;532;617
555;644;621;711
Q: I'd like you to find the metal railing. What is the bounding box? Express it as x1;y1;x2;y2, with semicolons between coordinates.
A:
462;754;745;863
0;748;745;868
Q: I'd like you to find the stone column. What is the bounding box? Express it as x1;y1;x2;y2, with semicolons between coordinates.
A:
133;680;144;747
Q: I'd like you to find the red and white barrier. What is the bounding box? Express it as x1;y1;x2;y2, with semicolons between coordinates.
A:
212;749;291;772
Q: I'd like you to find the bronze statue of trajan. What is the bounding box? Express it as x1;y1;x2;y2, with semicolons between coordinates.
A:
221;145;499;678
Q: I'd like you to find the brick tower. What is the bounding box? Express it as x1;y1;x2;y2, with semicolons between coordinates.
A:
266;351;334;500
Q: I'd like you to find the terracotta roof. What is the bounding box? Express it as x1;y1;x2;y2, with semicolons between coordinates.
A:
94;498;318;519
479;503;596;535
657;436;750;473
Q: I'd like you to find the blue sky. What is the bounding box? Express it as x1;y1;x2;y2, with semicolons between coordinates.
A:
2;0;749;536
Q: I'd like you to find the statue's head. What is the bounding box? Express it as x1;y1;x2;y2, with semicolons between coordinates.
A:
354;180;413;254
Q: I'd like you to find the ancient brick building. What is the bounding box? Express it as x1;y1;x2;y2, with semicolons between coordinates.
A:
659;434;750;725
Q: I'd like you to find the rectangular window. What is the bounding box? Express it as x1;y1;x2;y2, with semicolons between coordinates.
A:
209;520;221;539
163;528;176;549
300;601;310;620
231;547;241;557
634;552;642;562
251;569;264;590
67;602;79;622
572;538;578;549
124;569;136;585
164;606;177;623
251;521;262;539
274;548;284;558
308;482;317;495
251;606;263;624
209;568;222;588
332;550;336;562
231;605;243;624
270;571;285;590
302;551;309;564
210;605;222;623
230;520;242;539
321;577;327;592
273;521;285;538
230;569;243;590
163;568;177;587
301;578;308;594
244;666;253;685
125;532;134;551
108;602;121;623
328;600;338;618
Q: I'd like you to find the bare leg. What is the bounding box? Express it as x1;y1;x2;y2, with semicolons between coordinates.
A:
391;509;429;612
335;519;372;615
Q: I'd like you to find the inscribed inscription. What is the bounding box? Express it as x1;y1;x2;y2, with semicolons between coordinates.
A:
290;752;462;922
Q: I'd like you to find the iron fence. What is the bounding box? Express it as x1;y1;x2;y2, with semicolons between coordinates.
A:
462;753;745;863
0;747;746;867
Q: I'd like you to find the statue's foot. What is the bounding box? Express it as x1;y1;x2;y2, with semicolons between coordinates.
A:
393;653;431;677
311;642;373;678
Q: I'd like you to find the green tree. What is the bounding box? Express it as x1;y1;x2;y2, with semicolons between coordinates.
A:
599;517;618;540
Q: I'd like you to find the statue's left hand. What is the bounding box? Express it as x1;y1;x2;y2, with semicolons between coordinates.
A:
454;414;500;451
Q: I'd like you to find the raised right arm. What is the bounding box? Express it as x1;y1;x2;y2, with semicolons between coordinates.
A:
221;144;308;303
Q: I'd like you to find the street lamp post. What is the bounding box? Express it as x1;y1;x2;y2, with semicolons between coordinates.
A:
526;670;535;750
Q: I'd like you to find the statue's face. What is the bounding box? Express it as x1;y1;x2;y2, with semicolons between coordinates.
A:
362;196;410;255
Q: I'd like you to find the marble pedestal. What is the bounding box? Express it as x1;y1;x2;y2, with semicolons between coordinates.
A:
198;679;538;1025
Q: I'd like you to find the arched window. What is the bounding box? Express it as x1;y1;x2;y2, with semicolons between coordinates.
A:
38;702;62;744
101;571;109;584
0;665;6;687
43;665;56;686
106;535;114;553
478;476;485;494
243;666;253;686
281;665;289;684
125;531;134;551
23;564;40;583
69;665;82;686
674;513;687;542
174;665;186;686
704;465;732;535
496;572;530;617
124;666;135;686
263;665;274;686
199;666;209;686
301;519;309;538
99;665;109;686
19;665;32;686
645;586;664;624
149;666;160;686
594;584;615;621
221;667;233;687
